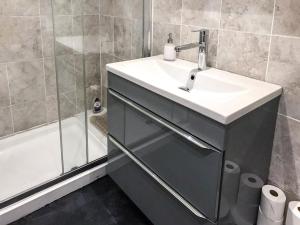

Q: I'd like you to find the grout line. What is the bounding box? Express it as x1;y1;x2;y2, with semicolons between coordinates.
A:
216;0;223;68
38;0;49;124
278;113;300;124
150;21;300;41
265;0;277;82
5;64;15;134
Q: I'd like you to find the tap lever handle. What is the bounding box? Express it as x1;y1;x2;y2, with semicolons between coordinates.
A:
192;29;209;43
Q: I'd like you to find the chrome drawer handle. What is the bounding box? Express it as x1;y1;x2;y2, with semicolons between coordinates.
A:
108;89;219;153
109;136;212;222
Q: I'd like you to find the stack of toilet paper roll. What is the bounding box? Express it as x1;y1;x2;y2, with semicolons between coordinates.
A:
219;161;241;220
286;201;300;225
257;185;286;225
232;173;264;225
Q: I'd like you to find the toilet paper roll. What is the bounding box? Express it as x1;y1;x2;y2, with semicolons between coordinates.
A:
231;173;264;224
222;161;241;207
260;185;286;221
286;201;300;225
257;207;283;225
237;173;264;205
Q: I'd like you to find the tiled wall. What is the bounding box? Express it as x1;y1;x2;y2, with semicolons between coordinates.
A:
99;0;143;106
0;0;50;137
152;0;300;199
0;0;143;138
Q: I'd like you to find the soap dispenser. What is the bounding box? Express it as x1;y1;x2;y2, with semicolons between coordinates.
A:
164;33;176;61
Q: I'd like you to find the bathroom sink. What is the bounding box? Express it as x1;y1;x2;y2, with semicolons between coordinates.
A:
106;55;282;124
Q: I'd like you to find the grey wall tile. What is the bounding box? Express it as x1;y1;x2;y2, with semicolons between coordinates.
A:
0;107;13;137
60;91;76;119
267;36;300;121
53;0;72;15
44;58;57;96
132;19;143;59
72;0;100;15
54;15;73;55
273;0;300;37
0;17;42;62
182;0;221;28
221;0;274;34
0;64;10;107
113;0;143;19
269;115;300;198
114;18;132;59
75;53;100;88
153;0;182;25
179;26;218;67
100;53;118;88
100;16;114;54
41;15;54;57
40;0;52;15
217;31;269;80
152;22;181;56
0;0;40;16
7;60;46;105
100;0;114;16
12;101;47;132
56;54;76;93
46;95;59;123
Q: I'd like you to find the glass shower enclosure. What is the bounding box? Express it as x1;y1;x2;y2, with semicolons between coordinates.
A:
0;0;149;209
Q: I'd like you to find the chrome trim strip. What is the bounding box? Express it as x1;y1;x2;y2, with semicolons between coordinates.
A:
108;89;219;153
108;135;209;221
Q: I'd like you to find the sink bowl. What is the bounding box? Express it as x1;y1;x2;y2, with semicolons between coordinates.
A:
106;55;282;124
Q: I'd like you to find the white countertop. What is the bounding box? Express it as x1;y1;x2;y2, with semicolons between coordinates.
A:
106;56;282;124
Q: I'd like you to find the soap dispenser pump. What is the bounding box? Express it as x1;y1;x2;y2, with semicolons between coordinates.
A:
164;33;176;61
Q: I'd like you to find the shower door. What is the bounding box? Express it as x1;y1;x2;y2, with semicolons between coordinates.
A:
52;0;89;173
52;0;149;174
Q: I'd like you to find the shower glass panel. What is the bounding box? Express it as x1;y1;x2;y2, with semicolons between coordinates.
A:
51;0;148;173
52;1;88;173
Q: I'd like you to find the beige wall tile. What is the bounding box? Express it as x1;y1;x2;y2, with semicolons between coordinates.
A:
182;0;221;28
273;0;300;37
221;0;274;34
217;31;269;80
267;36;300;121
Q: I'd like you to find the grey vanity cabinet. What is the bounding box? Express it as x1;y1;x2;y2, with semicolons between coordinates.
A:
107;73;280;225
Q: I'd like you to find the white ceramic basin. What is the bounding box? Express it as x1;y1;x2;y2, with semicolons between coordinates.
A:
106;55;282;124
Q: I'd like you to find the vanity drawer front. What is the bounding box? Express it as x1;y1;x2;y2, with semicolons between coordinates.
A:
109;90;223;221
108;138;215;225
108;73;226;150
